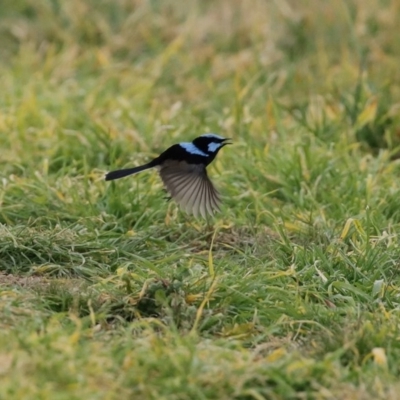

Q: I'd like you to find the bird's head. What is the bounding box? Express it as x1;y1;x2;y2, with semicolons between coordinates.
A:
192;133;231;156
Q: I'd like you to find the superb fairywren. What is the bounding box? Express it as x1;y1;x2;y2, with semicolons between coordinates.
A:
105;133;231;218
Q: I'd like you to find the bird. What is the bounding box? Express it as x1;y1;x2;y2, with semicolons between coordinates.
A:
105;133;231;218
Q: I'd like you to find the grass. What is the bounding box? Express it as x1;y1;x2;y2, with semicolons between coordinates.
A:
1;0;400;398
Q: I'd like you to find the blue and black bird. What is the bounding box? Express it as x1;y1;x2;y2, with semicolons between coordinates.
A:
105;133;231;218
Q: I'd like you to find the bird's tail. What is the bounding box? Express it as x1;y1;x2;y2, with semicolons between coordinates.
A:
105;162;154;181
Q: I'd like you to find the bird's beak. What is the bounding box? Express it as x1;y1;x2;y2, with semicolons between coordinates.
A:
222;138;232;146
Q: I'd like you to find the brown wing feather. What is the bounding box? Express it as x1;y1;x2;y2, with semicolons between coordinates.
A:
158;161;221;217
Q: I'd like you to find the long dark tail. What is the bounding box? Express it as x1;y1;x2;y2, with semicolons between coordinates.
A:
105;162;155;181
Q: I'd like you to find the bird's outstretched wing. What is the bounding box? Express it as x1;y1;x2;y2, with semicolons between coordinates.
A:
158;161;221;218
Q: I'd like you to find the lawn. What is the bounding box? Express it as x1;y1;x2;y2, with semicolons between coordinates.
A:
1;0;400;398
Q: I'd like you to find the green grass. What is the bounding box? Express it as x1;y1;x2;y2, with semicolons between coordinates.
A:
1;0;400;398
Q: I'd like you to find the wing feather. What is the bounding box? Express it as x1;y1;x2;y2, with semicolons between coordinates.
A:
159;161;221;218
192;176;205;217
183;175;202;213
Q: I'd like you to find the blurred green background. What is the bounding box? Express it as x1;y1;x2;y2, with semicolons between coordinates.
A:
1;1;400;399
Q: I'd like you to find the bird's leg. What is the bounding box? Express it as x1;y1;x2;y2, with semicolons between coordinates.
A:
162;189;172;202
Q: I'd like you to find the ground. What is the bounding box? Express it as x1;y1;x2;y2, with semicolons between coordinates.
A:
1;0;400;399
